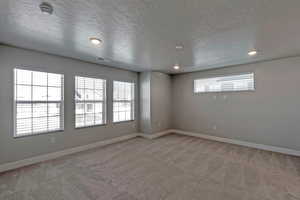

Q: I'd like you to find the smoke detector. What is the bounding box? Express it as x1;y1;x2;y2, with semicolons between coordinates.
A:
40;2;53;15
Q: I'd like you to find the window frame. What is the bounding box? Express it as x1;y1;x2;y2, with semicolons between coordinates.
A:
74;76;107;128
193;72;255;94
113;80;135;123
13;68;64;138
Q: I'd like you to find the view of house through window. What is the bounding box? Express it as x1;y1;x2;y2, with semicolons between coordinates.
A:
113;81;135;123
14;68;64;137
75;76;106;128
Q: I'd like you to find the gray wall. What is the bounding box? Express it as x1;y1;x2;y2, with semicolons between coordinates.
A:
139;72;171;134
0;45;139;165
139;72;152;134
172;57;300;151
151;72;171;133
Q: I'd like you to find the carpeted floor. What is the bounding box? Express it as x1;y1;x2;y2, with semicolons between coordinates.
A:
1;134;300;200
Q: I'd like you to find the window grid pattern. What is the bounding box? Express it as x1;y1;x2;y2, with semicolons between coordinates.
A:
75;76;106;128
194;73;254;93
113;81;134;123
14;69;64;137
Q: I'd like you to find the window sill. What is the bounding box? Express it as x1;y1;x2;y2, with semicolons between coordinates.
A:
113;120;135;124
14;129;64;139
75;123;107;130
194;89;255;94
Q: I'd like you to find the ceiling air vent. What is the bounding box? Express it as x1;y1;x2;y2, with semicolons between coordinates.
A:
40;2;53;15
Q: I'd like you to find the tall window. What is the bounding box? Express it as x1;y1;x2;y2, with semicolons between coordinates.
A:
14;68;64;137
113;81;135;122
75;76;106;128
194;73;254;93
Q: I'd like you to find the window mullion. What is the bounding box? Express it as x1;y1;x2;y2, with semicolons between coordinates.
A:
31;71;33;134
46;73;49;132
93;80;95;125
14;70;18;136
84;79;86;126
103;80;106;124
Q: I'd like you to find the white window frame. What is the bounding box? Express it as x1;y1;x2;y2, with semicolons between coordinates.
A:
194;72;255;93
113;81;135;123
75;76;107;128
13;68;64;138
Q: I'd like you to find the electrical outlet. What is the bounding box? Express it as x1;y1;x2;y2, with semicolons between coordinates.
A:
213;125;217;130
50;137;56;144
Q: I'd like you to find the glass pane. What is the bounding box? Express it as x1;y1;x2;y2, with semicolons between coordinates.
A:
113;81;119;100
16;118;32;135
48;103;60;116
113;102;119;112
76;103;85;115
119;112;126;122
94;89;103;100
125;84;131;100
95;113;103;125
33;86;47;101
48;73;62;87
194;73;254;93
95;79;104;90
33;117;47;133
125;111;131;121
85;114;94;126
76;76;85;89
16;69;31;85
113;111;119;122
76;114;85;127
85;78;94;89
121;102;130;111
33;103;47;117
17;103;32;119
48;116;60;131
85;103;94;113
48;87;61;101
95;103;102;113
84;89;94;100
16;85;31;101
75;89;84;101
33;71;47;86
119;83;125;100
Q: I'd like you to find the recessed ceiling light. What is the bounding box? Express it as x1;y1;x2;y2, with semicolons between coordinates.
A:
175;45;184;50
89;37;102;46
39;2;53;15
173;65;180;70
248;50;257;56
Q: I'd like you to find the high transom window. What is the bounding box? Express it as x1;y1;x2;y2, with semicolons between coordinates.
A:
14;68;64;137
194;73;254;93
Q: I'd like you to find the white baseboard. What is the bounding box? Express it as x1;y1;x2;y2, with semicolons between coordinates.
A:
0;134;139;173
138;129;174;139
3;128;298;173
173;129;300;157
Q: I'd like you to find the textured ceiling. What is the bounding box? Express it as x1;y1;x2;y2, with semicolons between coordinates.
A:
1;0;300;74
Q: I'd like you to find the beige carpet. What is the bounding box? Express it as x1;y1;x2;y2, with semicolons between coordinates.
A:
1;134;300;200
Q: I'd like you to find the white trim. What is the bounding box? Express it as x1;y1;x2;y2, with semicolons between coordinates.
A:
173;129;300;157
3;128;298;173
138;129;174;139
0;134;139;173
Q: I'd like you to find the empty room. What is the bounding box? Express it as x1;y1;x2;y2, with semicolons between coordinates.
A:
1;0;300;199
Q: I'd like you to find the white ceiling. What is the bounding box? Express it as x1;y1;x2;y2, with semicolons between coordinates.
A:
1;0;300;74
